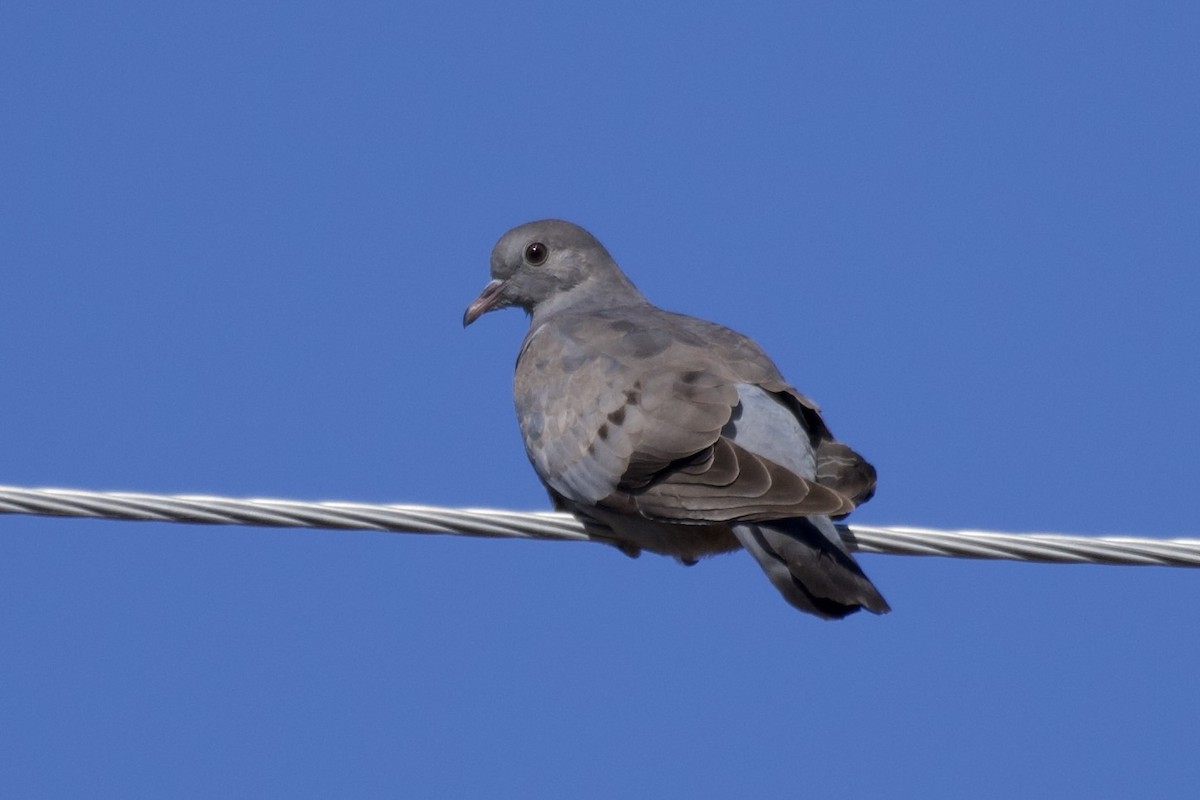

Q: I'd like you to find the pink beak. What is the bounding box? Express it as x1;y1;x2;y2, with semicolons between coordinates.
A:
462;279;507;327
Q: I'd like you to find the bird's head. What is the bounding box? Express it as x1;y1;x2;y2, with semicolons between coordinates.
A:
463;219;641;326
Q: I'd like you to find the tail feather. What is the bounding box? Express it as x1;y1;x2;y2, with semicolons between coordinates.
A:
732;517;890;620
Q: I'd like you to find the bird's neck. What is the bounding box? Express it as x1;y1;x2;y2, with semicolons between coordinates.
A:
530;274;649;326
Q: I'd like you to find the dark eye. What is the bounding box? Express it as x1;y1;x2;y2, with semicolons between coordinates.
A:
524;241;548;265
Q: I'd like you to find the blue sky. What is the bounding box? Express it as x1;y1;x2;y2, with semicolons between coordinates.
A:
2;2;1198;797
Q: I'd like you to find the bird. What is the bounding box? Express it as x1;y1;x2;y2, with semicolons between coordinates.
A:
464;219;888;619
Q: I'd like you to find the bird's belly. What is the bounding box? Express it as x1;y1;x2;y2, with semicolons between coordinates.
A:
581;508;741;560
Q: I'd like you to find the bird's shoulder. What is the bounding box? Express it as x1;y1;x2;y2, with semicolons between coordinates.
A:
516;304;784;384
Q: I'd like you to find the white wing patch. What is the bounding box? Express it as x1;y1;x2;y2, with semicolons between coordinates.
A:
725;383;817;480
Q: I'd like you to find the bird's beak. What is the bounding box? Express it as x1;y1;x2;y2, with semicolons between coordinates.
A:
463;278;507;327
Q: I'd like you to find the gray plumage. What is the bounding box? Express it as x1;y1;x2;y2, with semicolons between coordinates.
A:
464;219;888;619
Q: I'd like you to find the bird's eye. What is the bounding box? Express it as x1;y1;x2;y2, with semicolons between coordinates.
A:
524;242;548;265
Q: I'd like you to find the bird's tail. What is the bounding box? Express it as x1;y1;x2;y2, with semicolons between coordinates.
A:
732;516;890;619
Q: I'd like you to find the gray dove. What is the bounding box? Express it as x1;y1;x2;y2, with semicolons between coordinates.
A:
464;219;888;619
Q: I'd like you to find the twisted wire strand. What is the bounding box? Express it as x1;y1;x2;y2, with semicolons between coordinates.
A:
1;485;1198;567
